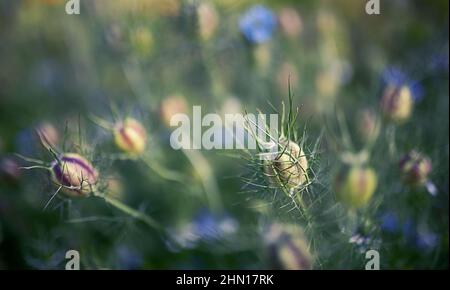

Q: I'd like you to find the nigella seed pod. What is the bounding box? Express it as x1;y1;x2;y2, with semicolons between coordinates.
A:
197;2;219;41
113;118;147;155
357;109;379;143
380;84;413;123
264;139;308;189
160;95;189;128
0;157;21;183
278;7;303;39
264;223;313;270
36;121;59;148
130;26;154;57
334;166;377;208
399;151;432;187
50;153;98;197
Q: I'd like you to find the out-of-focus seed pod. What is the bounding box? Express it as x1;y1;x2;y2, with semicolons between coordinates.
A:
278;7;303;39
380;84;413;123
197;2;219;41
264;223;313;270
0;157;21;183
160;95;189;128
107;177;125;201
399;151;432;187
357;109;379;143
36;121;59;148
50;153;98;197
276;62;299;92
334;166;377;208
315;69;339;100
130;26;154;57
264;139;308;189
254;43;272;74
113;118;147;155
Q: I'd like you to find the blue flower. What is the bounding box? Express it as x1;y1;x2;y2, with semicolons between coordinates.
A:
239;5;277;44
380;212;399;233
167;208;238;251
381;67;424;102
416;231;438;250
116;245;143;270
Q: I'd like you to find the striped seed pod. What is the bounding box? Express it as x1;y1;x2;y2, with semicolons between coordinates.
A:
50;153;98;197
334;166;377;208
399;151;432;187
113;118;147;155
264;223;313;270
380;84;413;123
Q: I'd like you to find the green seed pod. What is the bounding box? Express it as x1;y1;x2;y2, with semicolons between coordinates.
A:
50;153;98;198
399;150;432;187
334;166;377;208
264;223;313;270
264;139;308;189
380;84;413;123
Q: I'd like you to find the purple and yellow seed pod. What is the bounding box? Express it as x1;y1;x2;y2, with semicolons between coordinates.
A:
334;166;377;208
399;151;432;187
380;84;413;123
50;153;98;198
264;139;308;189
113;118;147;155
264;223;313;270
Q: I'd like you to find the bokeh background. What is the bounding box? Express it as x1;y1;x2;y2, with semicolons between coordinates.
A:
0;0;448;269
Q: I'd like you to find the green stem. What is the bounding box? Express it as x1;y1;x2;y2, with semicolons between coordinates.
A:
181;148;223;213
99;193;161;230
141;155;186;183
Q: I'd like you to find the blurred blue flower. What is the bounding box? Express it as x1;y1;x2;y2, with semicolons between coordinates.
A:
116;245;143;270
416;231;438;250
381;67;424;102
192;208;238;242
380;212;399;233
401;219;439;251
14;127;38;156
402;218;416;240
239;5;277;44
167;208;238;251
430;51;449;73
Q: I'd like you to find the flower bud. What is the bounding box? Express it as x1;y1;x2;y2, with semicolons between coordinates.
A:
276;62;299;92
51;153;98;197
278;7;303;39
380;84;413;123
264;223;313;270
160;95;189;128
36;121;59;148
334;166;377;208
399;151;432;187
357;109;379;143
0;157;21;183
130;26;154;57
264;139;308;189
197;2;219;41
113;118;147;155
